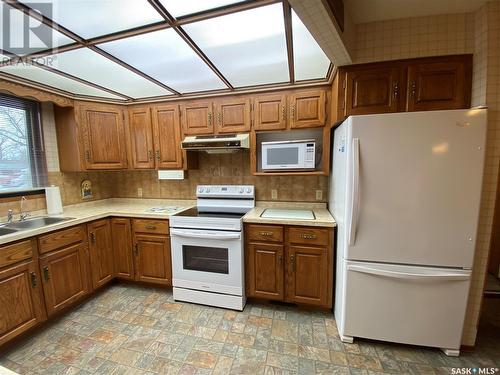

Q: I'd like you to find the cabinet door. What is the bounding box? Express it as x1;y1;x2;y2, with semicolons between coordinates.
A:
181;101;214;135
129;107;155;169
0;261;46;346
215;98;251;133
253;94;287;131
287;245;328;306
88;219;114;289
134;234;171;286
111;218;134;280
289;90;326;128
152;104;183;169
39;243;90;316
81;105;128;169
406;59;471;111
344;67;401;116
246;243;284;300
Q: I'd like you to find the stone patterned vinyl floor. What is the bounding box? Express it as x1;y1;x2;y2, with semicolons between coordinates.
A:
1;284;499;375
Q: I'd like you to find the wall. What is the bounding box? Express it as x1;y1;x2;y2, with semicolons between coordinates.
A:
351;3;500;346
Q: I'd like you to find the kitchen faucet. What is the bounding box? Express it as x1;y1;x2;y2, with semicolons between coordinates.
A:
19;196;30;221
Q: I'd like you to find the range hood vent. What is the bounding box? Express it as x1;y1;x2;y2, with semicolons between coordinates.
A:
181;133;249;154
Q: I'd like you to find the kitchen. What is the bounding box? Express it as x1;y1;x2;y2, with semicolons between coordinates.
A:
0;0;499;374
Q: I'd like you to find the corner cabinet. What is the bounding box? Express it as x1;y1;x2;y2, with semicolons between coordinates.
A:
54;102;128;171
333;54;472;122
88;219;114;289
245;224;333;308
111;218;134;280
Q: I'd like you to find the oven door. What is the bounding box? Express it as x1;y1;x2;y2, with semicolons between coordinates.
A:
170;228;244;295
262;143;305;170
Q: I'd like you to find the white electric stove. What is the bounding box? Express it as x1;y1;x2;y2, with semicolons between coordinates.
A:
169;185;254;310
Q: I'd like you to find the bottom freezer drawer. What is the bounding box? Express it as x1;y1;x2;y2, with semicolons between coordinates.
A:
343;261;471;350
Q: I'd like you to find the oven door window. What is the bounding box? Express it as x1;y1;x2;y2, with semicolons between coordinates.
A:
182;245;229;274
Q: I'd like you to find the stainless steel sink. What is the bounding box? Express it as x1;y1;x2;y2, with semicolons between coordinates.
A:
4;216;76;230
0;227;18;236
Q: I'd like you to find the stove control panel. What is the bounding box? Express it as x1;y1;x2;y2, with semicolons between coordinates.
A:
197;185;254;198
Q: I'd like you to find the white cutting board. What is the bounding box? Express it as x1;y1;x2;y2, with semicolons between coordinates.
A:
260;208;315;220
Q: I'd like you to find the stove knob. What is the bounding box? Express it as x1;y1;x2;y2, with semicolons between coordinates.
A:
198;187;204;193
206;188;211;193
246;187;252;194
239;187;244;193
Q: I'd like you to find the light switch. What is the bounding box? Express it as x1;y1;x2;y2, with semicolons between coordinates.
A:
316;190;323;200
137;187;143;197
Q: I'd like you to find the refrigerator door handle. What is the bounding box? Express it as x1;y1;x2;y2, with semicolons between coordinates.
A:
348;264;470;281
348;138;360;246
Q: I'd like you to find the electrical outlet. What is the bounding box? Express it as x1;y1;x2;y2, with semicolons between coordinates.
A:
316;190;323;200
271;189;278;200
137;187;143;197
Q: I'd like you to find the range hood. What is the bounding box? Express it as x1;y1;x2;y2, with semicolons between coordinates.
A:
181;133;249;154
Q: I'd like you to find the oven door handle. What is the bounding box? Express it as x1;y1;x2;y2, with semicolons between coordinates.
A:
170;228;241;240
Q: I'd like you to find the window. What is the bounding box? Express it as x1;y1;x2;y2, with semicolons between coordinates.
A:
0;94;47;192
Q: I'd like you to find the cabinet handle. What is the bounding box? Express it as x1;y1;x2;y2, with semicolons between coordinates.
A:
155;150;160;161
281;105;286;121
290;105;295;120
259;231;273;237
90;232;96;245
85;150;90;161
43;266;50;281
299;233;317;240
278;254;283;265
393;82;399;98
410;81;416;97
145;225;157;230
217;112;221;125
30;272;37;288
290;254;295;271
134;244;139;256
148;150;154;161
208;112;212;126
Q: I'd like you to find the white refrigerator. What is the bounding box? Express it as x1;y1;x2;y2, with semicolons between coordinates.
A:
329;109;486;356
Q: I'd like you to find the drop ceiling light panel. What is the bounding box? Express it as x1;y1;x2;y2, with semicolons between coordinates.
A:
292;11;331;81
159;0;245;17
0;3;74;56
46;48;173;98
99;29;226;93
183;3;289;87
0;64;123;99
18;0;164;39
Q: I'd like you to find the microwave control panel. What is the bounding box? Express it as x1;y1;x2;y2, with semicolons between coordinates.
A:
305;143;315;167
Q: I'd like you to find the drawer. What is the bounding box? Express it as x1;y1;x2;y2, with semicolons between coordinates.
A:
38;225;86;254
132;219;169;235
288;227;330;247
247;224;283;243
0;240;34;268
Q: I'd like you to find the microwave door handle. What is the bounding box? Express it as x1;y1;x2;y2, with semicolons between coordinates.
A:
348;138;360;246
170;228;241;240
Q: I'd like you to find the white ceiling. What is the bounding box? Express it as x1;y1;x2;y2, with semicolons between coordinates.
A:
345;0;487;23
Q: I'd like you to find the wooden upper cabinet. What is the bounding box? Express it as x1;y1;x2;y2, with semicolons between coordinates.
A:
343;67;401;116
246;242;284;301
181;101;214;135
88;219;114;289
406;57;472;112
287;245;328;306
80;104;128;169
152;104;183;169
129;107;155;169
253;94;287;131
0;259;46;346
215;98;251;133
289;90;326;129
39;242;90;316
111;218;134;281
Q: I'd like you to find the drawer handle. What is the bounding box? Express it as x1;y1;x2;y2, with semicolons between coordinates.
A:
300;234;316;240
43;266;50;281
145;225;157;230
30;272;37;288
259;231;273;237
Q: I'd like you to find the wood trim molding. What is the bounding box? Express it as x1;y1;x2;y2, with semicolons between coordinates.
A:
0;78;73;107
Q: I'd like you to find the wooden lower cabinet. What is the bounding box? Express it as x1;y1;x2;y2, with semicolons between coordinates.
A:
246;243;284;300
134;234;172;286
245;224;333;308
88;219;114;289
39;242;90;316
111;218;134;280
0;260;46;346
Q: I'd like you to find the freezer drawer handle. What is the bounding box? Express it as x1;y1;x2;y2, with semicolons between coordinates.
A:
348;138;360;246
348;264;470;281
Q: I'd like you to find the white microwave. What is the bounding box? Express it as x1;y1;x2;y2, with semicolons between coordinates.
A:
261;140;316;171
